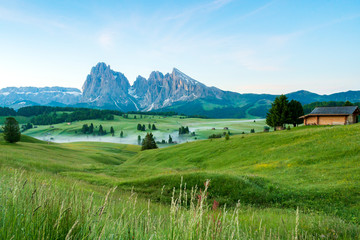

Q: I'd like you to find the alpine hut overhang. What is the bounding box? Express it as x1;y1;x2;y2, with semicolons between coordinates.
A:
300;106;360;125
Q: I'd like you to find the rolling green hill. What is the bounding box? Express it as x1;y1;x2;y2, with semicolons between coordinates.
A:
0;124;359;239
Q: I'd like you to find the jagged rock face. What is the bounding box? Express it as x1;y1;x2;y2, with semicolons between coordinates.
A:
0;87;81;108
130;68;225;111
81;63;228;111
81;62;137;111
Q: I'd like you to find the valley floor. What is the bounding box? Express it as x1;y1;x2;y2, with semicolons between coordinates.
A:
19;115;266;145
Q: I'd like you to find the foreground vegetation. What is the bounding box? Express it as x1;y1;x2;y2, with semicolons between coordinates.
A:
1;169;359;239
1;123;360;239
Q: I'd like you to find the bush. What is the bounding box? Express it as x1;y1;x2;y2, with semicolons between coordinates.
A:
250;129;255;133
225;133;230;140
208;134;222;139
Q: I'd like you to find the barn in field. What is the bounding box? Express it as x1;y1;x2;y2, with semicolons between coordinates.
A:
300;106;360;125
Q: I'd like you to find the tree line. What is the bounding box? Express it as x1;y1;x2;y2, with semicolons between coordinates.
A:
30;110;115;125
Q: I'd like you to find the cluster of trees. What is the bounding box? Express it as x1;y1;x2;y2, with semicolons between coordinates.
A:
137;124;146;131
137;123;157;131
21;123;33;132
14;106;122;117
129;111;178;116
155;135;175;145
208;133;222;139
80;123;115;136
266;95;304;128
179;126;190;135
31;109;116;125
141;133;158;150
208;131;231;139
0;107;17;116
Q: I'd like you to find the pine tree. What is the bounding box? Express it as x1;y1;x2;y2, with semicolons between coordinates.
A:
141;133;158;151
137;135;141;145
148;123;151;129
185;126;189;134
137;123;142;131
3;117;21;143
110;126;115;136
152;124;157;130
344;101;353;106
120;131;124;138
142;124;146;131
288;100;304;127
98;124;104;136
266;95;291;129
81;124;89;134
89;123;94;134
168;135;173;143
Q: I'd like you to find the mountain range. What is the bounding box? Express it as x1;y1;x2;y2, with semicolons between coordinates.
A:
1;62;359;118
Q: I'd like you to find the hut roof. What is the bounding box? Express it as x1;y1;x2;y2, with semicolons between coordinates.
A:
300;106;360;118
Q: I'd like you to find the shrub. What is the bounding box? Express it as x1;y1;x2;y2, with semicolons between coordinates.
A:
225;133;230;140
208;134;222;139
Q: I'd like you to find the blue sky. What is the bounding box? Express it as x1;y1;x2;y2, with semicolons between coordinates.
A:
0;0;359;94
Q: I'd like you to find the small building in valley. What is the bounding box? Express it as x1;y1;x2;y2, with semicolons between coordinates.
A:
300;106;360;125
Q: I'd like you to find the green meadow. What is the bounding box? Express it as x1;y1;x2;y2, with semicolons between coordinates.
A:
21;114;267;145
0;123;360;239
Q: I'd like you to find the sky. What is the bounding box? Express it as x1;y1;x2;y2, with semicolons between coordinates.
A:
0;0;359;94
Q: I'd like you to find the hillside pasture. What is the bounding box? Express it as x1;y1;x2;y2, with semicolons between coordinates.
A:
21;115;266;145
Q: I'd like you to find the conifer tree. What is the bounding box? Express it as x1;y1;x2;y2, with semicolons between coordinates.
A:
266;95;291;129
168;135;173;143
3;117;21;143
110;126;115;136
120;131;124;138
141;133;158;150
288;100;304;127
89;123;94;134
98;124;104;135
81;124;89;134
152;124;157;130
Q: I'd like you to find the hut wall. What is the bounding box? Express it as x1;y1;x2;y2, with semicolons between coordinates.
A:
318;116;346;125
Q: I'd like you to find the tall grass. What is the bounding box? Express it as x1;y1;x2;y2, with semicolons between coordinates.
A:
0;169;359;239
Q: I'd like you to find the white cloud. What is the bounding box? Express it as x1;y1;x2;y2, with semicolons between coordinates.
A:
98;31;114;48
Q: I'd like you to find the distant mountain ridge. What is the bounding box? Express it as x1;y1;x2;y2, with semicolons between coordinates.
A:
0;87;81;109
1;62;359;118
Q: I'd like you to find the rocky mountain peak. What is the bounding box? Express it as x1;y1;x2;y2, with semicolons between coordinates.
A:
81;62;136;110
149;71;164;81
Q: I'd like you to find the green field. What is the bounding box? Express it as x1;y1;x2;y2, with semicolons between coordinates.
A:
20;115;267;146
0;123;360;239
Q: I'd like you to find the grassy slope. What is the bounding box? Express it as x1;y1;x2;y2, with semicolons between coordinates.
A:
1;124;360;225
114;124;360;222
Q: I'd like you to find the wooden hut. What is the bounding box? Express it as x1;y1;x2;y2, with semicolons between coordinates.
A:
300;106;360;125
